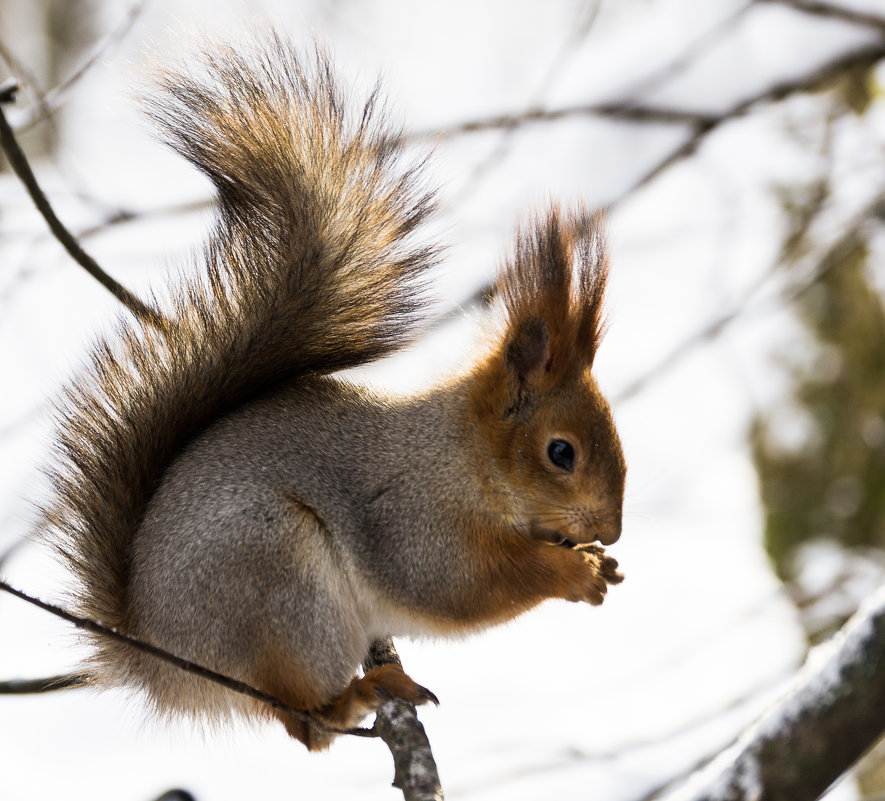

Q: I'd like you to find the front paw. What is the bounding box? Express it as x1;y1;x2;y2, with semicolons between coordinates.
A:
571;543;624;606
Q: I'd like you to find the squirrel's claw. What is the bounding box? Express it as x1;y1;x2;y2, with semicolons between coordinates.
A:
363;663;440;709
412;683;440;707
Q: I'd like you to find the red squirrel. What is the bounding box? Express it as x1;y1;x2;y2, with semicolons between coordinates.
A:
41;34;626;749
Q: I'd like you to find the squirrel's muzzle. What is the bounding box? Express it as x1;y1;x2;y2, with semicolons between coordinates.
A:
531;511;621;548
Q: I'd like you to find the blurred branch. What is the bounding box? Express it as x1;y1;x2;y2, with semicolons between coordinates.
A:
622;3;754;103
408;41;885;200
428;41;885;378
0;196;212;319
0;533;31;578
410;103;717;140
619;40;885;198
0;86;165;328
615;187;881;404
438;2;755;215
450;586;799;797
452;670;792;799
612;264;772;405
407;3;754;143
10;0;150;133
445;0;605;205
759;0;885;32
75;196;212;241
0;39;48;112
661;582;885;801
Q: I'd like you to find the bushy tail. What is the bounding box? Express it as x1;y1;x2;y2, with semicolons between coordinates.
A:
42;35;438;651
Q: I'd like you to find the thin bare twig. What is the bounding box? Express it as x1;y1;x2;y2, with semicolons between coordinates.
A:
407;2;753;144
406;41;885;180
616;188;880;405
413;0;752;216
620;41;885;200
76;196;212;241
427;39;885;350
0;579;372;738
759;0;885;32
408;103;718;141
0;39;48;110
0;673;84;694
11;0;151;133
445;1;604;206
620;2;754;104
0;87;165;328
0;582;444;800
0;534;32;578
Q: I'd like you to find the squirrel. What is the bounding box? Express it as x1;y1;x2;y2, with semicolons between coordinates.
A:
40;33;626;750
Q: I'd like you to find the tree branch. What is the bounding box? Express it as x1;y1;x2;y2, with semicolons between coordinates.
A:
615;186;880;405
0;39;49;113
0;85;165;328
405;41;885;194
440;1;605;207
426;40;885;367
407;99;715;143
619;40;885;199
405;3;756;144
662;583;885;801
365;638;445;801
758;0;885;32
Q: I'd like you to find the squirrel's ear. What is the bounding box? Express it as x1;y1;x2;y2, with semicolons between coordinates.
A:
500;316;550;418
505;317;549;384
497;206;608;391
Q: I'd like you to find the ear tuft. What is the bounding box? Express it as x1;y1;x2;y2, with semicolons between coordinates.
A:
496;205;609;380
572;210;609;367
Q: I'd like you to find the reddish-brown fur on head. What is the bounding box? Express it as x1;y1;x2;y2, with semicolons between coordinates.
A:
471;206;625;547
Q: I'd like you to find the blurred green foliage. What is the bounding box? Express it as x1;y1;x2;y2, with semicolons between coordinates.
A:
752;229;885;580
753;61;885;595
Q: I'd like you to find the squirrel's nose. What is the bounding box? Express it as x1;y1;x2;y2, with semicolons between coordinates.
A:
595;514;621;546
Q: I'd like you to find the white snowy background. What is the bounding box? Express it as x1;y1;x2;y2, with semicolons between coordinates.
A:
0;1;883;799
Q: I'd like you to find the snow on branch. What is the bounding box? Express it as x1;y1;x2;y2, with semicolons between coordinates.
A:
663;583;885;801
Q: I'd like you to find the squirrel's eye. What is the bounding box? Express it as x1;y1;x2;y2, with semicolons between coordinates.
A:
547;438;576;472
